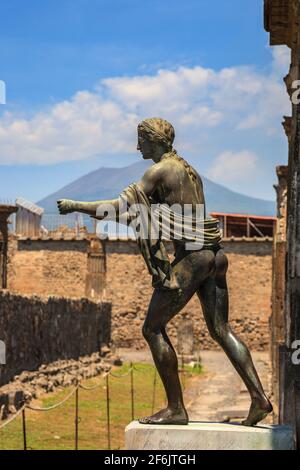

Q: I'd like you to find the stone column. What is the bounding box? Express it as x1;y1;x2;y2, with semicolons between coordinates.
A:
280;41;300;438
264;0;300;446
0;218;7;289
85;238;107;300
271;165;288;418
0;206;17;289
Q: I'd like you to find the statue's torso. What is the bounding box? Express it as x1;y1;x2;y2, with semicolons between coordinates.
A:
149;155;208;255
150;155;206;215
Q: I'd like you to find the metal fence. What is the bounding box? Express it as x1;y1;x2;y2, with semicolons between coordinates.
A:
0;198;96;236
0;363;137;451
41;213;95;235
0;360;198;451
0;198;15;206
0;363;156;450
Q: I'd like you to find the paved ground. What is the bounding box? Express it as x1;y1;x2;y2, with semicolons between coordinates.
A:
185;351;272;423
117;348;273;424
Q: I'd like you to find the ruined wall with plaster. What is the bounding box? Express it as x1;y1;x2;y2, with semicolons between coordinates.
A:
106;240;272;351
6;237;272;351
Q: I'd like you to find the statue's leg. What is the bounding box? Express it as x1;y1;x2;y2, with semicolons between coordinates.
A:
139;288;193;425
197;249;273;426
139;251;214;425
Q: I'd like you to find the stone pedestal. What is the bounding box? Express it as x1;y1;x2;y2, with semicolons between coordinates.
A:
125;421;294;450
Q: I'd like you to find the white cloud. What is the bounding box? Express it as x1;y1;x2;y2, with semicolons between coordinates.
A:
0;49;291;165
206;150;258;184
271;45;290;76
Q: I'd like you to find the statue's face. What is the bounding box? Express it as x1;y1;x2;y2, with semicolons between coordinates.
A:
137;133;155;160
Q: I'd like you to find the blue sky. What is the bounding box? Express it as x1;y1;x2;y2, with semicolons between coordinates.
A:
0;0;291;203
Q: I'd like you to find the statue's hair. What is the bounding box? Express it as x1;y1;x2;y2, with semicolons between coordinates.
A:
138;117;175;150
138;117;198;184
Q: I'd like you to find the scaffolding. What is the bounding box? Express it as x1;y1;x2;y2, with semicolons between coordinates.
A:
210;212;276;239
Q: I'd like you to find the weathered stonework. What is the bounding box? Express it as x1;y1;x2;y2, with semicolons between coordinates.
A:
271;166;288;417
8;238;89;298
106;240;272;351
6;237;272;352
265;0;300;445
125;421;295;450
85;238;106;300
0;206;18;289
0;291;111;387
0;352;113;420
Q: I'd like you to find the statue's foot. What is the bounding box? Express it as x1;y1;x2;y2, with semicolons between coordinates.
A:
139;407;188;425
242;396;273;427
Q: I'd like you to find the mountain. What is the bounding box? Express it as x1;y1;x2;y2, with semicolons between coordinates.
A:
38;160;275;216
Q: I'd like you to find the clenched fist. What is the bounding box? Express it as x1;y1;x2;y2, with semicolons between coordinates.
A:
57;199;76;215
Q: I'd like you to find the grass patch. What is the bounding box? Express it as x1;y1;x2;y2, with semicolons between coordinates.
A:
0;362;200;450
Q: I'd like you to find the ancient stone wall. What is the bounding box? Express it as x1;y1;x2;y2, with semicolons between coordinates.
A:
106;240;272;351
0;291;111;386
7;237;272;351
8;237;89;298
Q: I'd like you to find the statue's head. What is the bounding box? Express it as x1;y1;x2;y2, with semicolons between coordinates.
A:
137;118;175;161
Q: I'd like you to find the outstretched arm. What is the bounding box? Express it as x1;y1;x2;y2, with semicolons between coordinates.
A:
57;198;120;218
57;162;165;218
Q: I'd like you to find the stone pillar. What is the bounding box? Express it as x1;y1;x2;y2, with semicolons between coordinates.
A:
271;165;288;418
264;0;300;447
0;219;7;289
177;317;195;362
0;205;17;289
85;238;106;300
280;33;300;440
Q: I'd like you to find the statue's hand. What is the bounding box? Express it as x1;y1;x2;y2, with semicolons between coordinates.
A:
57;199;76;215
